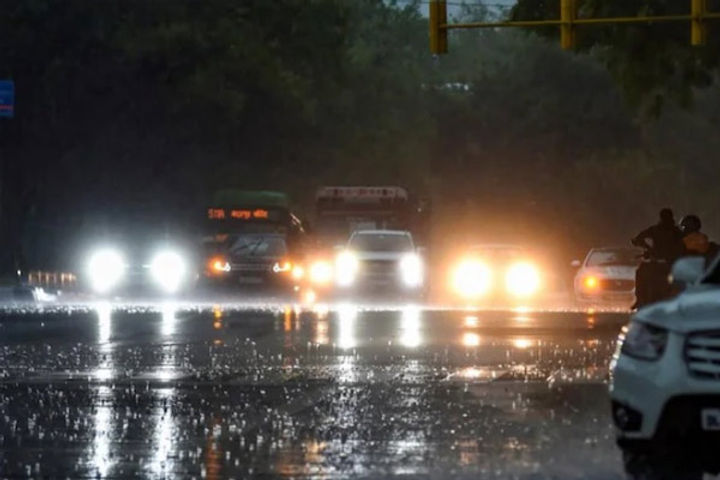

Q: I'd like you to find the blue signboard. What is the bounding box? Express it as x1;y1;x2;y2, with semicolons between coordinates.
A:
0;80;15;118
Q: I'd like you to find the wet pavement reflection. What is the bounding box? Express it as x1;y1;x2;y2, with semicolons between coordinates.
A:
0;304;629;478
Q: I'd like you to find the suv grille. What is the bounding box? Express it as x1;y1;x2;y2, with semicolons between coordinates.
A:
685;331;720;380
361;260;397;276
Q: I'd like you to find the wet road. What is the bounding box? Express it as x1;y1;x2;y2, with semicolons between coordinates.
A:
0;303;629;479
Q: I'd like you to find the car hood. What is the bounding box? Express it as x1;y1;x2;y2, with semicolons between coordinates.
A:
637;286;720;332
578;265;636;279
356;251;408;262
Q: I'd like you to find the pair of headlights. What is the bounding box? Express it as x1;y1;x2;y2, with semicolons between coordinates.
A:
452;259;541;298
618;321;667;361
335;251;423;288
87;248;187;294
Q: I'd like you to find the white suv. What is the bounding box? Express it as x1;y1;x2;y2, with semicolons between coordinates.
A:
335;230;424;294
610;255;720;476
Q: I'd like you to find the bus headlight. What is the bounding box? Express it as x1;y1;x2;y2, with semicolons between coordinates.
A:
505;262;540;297
400;253;423;288
88;248;126;294
452;259;492;298
309;260;333;286
336;251;358;287
208;256;231;275
150;250;186;294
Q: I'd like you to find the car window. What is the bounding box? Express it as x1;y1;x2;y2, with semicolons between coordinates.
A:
229;235;287;257
349;233;413;252
587;249;641;267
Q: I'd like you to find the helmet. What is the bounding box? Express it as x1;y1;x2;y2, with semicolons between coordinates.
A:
659;208;674;224
680;215;702;234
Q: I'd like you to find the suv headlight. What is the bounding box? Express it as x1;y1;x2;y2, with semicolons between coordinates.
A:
336;251;359;287
619;321;668;361
400;253;423;287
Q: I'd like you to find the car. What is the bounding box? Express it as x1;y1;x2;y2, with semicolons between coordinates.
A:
573;247;642;306
200;190;308;296
203;232;305;291
83;241;195;297
610;255;720;476
334;229;424;297
447;244;556;306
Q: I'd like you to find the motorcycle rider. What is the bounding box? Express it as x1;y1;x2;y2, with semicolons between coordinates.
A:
680;214;719;261
631;208;684;309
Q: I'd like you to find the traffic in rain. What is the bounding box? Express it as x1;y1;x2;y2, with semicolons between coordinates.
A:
2;1;720;479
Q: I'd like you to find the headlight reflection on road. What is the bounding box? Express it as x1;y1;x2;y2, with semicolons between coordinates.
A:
97;302;112;345
399;306;422;348
92;385;114;477
150;388;176;477
94;303;114;381
512;337;535;350
337;304;358;350
161;303;178;336
462;332;481;347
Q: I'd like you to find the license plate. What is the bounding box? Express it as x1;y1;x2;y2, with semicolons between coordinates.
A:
238;276;263;285
701;409;720;431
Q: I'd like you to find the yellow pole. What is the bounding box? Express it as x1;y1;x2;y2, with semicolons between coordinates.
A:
429;0;448;54
692;0;708;46
561;0;577;50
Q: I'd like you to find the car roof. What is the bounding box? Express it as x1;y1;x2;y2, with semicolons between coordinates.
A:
469;243;527;250
589;246;643;252
352;230;410;236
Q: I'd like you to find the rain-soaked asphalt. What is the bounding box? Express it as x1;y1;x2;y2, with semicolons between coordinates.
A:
0;301;630;479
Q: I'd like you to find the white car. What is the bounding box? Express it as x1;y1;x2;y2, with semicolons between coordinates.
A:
335;230;424;295
573;247;642;305
610;255;720;476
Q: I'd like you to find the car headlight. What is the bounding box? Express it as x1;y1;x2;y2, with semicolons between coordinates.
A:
452;259;492;298
336;251;358;287
619;321;668;361
150;250;186;294
505;262;541;297
399;253;423;288
582;275;599;290
291;265;305;281
272;260;293;273
309;260;333;285
87;248;126;294
208;256;231;274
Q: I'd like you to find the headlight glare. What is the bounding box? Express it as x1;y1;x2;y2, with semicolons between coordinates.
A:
150;250;186;294
505;262;541;297
453;259;492;298
87;248;125;294
620;321;668;361
309;260;333;285
400;253;423;287
336;251;358;287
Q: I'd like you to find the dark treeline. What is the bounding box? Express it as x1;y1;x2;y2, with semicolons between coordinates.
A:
0;0;719;272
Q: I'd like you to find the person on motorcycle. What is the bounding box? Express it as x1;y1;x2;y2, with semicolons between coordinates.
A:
680;214;719;261
631;208;684;309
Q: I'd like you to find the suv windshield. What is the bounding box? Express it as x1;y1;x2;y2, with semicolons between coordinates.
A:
587;249;641;267
349;233;413;252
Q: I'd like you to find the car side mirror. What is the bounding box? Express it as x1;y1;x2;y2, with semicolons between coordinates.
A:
671;256;706;285
571;260;582;268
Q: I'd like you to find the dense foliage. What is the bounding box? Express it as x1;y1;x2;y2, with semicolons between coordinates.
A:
0;0;718;271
